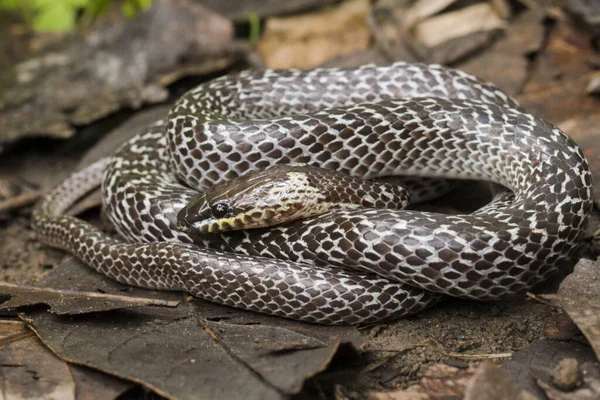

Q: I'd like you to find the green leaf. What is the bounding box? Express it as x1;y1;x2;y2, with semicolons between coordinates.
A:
121;1;136;19
1;0;155;32
0;0;25;10
32;2;77;32
122;0;153;19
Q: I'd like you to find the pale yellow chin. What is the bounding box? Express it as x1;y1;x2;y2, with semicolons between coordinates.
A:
195;217;243;233
199;215;264;233
198;207;333;233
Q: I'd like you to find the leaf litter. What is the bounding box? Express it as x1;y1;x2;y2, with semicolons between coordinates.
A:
0;0;599;399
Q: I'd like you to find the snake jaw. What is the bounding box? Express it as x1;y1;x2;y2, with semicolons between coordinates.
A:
176;194;212;231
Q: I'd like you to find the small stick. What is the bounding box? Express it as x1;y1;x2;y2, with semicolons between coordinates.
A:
0;191;40;213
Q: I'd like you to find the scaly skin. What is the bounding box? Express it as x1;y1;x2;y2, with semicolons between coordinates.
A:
33;63;593;324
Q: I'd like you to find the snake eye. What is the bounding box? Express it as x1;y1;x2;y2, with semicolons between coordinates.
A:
210;202;230;219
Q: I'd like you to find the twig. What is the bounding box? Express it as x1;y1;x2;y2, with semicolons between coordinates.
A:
0;191;40;214
440;351;513;360
363;339;434;372
429;338;513;360
526;292;560;308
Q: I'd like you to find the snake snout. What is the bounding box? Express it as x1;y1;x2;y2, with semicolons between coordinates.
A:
176;194;211;231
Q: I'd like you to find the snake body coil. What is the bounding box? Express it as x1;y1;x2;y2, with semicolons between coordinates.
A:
33;63;593;325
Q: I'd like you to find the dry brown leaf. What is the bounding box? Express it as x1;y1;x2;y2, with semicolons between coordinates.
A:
368;363;478;399
517;9;600;125
502;340;599;398
464;362;536;400
536;364;600;400
0;282;180;314
0;320;76;399
0;176;40;216
0;0;237;147
458;9;545;95
20;257;363;399
540;258;600;359
403;0;458;29
68;364;133;400
258;0;371;69
413;3;506;48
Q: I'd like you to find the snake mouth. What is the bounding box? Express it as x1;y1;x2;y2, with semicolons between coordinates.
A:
176;194;212;231
177;194;243;233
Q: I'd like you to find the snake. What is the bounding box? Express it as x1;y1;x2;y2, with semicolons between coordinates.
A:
32;62;594;325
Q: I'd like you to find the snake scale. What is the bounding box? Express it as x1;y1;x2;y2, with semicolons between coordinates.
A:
33;63;593;325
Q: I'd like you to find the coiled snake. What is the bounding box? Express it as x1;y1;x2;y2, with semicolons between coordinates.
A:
33;63;593;325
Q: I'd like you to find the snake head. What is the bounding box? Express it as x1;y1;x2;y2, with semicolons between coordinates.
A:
177;163;410;234
176;164;334;233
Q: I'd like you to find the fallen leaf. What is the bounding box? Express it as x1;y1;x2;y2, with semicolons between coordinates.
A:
0;0;238;147
0;282;180;315
412;3;506;48
566;0;600;35
424;29;503;65
0;176;40;217
403;0;458;28
540;258;600;359
502;340;599;398
369;1;508;67
68;364;133;400
0;320;76;400
458;9;546;96
258;0;371;69
517;9;599;124
536;362;600;400
368;362;478;400
464;362;536;400
367;1;420;63
20;257;363;399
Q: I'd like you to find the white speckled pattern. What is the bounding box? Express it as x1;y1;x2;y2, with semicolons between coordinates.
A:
33;62;593;325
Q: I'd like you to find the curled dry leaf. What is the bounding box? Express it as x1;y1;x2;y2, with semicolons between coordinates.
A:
370;0;508;66
402;0;458;28
540;258;600;359
258;0;371;69
412;3;506;48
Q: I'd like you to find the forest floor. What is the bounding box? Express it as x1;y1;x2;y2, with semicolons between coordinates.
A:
0;1;599;399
